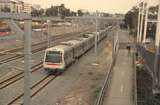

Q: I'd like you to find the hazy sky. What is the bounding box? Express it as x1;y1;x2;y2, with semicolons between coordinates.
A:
23;0;159;13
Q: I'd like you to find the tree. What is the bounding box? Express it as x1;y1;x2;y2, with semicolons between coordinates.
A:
124;6;138;29
148;5;158;19
77;10;84;16
103;13;111;17
45;6;58;16
70;11;77;16
45;4;74;18
31;8;44;17
1;6;11;12
124;4;158;38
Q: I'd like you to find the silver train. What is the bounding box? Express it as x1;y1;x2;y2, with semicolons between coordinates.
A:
43;26;112;73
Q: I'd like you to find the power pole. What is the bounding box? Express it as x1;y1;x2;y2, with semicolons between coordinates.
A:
41;18;44;40
137;5;141;43
24;19;32;105
95;11;98;58
47;20;51;48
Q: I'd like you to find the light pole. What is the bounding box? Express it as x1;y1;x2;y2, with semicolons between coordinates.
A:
143;2;148;43
47;20;51;48
24;19;32;105
95;11;99;59
139;1;145;42
41;18;44;40
137;2;141;42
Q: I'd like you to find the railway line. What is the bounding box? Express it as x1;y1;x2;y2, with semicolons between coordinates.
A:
1;26;112;105
7;75;56;105
0;27;94;89
0;27;93;65
0;62;42;89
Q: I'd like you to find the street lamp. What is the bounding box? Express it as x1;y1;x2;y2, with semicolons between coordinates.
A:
139;1;145;42
143;2;148;43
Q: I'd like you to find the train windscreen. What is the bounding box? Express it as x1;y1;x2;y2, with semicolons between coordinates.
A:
45;51;62;63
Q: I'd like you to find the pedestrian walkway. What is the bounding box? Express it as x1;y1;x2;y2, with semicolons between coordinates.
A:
103;49;134;105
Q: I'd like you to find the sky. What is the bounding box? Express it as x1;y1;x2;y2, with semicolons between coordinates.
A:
23;0;159;14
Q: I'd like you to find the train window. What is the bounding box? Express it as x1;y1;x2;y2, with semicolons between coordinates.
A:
45;51;62;63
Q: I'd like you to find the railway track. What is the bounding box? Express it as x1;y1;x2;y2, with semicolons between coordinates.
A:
0;62;43;89
0;27;93;54
0;27;94;89
0;45;46;65
7;75;56;105
0;28;93;65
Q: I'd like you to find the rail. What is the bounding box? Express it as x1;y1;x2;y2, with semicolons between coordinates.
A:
132;52;137;105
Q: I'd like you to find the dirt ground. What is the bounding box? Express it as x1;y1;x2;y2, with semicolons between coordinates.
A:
56;38;113;105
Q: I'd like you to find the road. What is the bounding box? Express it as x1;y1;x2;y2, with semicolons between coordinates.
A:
103;30;134;105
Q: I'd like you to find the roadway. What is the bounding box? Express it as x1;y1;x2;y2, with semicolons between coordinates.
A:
103;29;134;105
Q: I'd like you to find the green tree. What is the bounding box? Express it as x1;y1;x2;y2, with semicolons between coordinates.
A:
124;4;158;38
77;10;84;16
70;11;77;16
124;6;138;29
31;8;44;17
45;6;58;16
1;6;11;12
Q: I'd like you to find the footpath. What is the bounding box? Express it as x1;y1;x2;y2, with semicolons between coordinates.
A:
103;30;134;105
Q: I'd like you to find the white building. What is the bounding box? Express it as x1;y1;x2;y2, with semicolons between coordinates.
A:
0;0;31;13
0;0;14;13
14;0;23;13
23;3;31;13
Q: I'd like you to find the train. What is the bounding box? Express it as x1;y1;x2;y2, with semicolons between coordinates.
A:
43;26;112;74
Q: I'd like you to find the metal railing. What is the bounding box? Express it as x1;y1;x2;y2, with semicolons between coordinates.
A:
94;49;118;105
132;52;137;105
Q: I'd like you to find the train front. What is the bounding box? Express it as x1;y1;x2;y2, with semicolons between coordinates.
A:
43;50;65;73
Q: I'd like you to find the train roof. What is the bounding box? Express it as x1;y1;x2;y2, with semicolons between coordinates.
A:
74;37;88;42
67;40;81;45
45;45;72;52
60;41;73;46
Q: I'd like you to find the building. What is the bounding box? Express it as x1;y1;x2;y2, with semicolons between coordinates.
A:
0;0;31;13
14;0;23;13
0;0;14;13
23;3;31;13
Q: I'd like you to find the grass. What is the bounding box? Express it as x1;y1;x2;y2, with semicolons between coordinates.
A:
91;86;101;105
